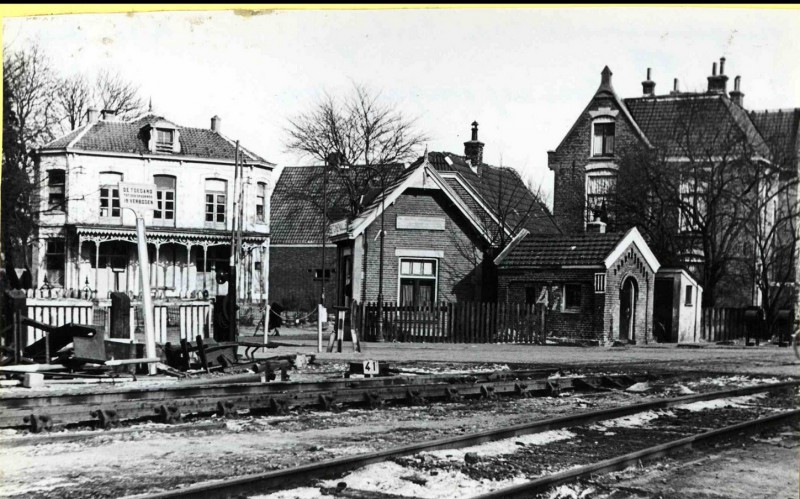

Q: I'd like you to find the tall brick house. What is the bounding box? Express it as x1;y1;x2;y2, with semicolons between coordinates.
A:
495;227;662;344
548;59;797;316
318;124;560;306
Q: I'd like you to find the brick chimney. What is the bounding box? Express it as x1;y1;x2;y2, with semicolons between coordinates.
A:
670;78;681;95
642;67;655;96
101;109;119;121
87;107;99;122
707;57;729;94
463;121;484;171
211;115;222;133
586;219;607;234
729;76;744;107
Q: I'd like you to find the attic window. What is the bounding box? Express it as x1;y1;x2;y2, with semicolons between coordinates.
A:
156;129;174;152
592;121;615;157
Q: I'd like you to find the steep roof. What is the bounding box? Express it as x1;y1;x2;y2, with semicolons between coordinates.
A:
425;151;561;235
270;164;406;245
498;231;625;268
748;108;800;168
39;113;273;165
623;93;770;158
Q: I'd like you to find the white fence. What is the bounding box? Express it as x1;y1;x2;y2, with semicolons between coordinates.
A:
23;299;213;346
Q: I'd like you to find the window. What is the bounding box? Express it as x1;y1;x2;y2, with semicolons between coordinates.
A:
155;129;174;152
679;176;707;232
592;122;615;157
99;172;123;220
525;282;547;305
98;241;128;270
47;170;65;211
685;285;694;306
399;258;437;306
594;273;606;293
153;175;176;226
204;179;227;226
256;182;266;223
45;239;65;287
586;174;617;225
563;283;582;311
196;246;230;275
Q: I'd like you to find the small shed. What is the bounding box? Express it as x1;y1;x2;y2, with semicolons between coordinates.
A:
495;227;661;345
654;268;703;343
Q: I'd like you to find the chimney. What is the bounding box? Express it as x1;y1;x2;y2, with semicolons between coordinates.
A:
101;109;118;121
670;78;680;95
586;219;607;234
210;115;222;133
463;121;484;172
87;107;99;123
641;67;656;96
729;76;744;107
326;152;347;169
707;57;729;94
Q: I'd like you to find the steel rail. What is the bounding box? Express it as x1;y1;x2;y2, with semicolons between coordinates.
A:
127;380;799;499
469;409;800;499
0;373;646;429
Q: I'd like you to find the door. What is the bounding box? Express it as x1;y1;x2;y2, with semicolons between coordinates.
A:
619;277;637;342
653;278;674;342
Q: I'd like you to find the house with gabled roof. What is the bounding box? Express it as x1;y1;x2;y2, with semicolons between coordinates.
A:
495;227;674;344
547;58;798;336
270;123;560;310
32;109;274;302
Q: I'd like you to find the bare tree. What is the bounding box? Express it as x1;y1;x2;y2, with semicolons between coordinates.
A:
55;74;92;132
285;83;428;218
615;95;787;308
94;69;147;119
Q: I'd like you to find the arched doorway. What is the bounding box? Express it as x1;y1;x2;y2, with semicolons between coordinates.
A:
619;276;638;342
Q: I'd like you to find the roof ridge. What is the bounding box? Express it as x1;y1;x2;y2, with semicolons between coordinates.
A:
66;121;97;149
749;107;800;115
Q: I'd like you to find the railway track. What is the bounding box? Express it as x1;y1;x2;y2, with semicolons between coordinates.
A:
1;368;645;430
129;379;799;499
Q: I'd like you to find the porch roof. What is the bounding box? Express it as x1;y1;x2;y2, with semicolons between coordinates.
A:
71;224;268;246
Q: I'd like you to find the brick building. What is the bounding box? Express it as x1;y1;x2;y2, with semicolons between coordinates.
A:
495;227;661;344
547;59;797;313
319;124;560;307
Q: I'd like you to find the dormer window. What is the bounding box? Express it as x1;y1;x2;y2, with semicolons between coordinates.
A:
592;121;615;157
156;129;174;152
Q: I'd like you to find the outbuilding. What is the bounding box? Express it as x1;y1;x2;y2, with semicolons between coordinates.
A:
495;226;661;345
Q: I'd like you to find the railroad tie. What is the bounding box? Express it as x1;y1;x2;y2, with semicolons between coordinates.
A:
546;380;562;397
514;382;532;398
154;405;183;424
445;387;463;402
405;388;426;406
91;409;120;430
23;413;53;433
216;401;236;418
480;385;496;400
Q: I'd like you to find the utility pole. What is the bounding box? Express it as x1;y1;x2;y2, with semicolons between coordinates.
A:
376;169;386;342
320;160;328;307
228;142;240;342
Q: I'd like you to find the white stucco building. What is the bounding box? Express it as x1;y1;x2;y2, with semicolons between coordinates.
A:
32;110;275;302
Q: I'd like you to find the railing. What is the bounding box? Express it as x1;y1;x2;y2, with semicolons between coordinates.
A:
700;307;757;342
360;301;542;344
25;299;94;345
21;297;212;346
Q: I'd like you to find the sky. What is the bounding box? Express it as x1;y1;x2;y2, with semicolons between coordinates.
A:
4;6;800;206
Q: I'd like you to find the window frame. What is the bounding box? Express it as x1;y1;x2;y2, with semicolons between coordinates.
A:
153;175;177;226
204;179;228;228
397;258;438;306
562;283;582;313
684;285;694;306
155;128;174;152
47;169;66;212
585;172;617;227
678;175;708;233
99;172;123;222
591;120;616;158
44;238;66;287
256;181;266;223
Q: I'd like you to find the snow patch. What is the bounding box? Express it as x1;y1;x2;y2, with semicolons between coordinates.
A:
423;430;576;460
675;393;768;412
590;410;673;430
252;487;334;499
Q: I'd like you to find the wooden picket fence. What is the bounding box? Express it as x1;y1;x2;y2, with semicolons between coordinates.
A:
700;307;764;342
359;301;542;344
